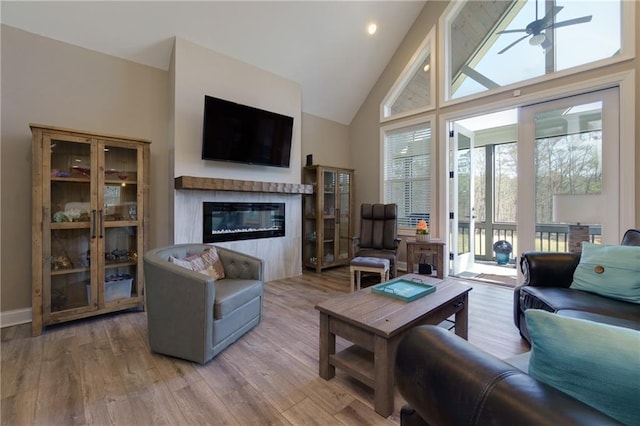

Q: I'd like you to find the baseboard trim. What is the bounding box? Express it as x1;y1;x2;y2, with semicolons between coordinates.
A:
1;308;32;328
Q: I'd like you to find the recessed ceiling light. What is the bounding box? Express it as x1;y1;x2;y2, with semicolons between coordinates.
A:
423;64;431;72
367;23;377;35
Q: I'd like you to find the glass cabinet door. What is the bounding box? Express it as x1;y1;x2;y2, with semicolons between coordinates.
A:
99;143;142;303
303;167;318;267
47;136;95;313
322;170;337;264
337;170;351;261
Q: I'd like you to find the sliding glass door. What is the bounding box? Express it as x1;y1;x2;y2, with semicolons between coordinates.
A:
518;87;620;252
446;87;620;279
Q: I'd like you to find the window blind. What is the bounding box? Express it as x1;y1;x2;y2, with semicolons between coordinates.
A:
383;122;432;228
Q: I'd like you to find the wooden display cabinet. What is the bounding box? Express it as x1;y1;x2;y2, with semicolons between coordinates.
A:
31;124;150;336
303;165;354;272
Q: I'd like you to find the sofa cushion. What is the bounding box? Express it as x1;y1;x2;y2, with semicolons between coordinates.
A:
570;242;640;303
519;286;639;323
526;309;640;425
214;279;263;320
169;247;225;280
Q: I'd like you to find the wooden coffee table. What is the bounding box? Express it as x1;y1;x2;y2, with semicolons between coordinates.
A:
315;274;472;417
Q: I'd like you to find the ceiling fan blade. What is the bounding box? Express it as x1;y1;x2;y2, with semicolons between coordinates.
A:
497;28;528;34
498;34;530;55
540;5;564;26
546;15;593;30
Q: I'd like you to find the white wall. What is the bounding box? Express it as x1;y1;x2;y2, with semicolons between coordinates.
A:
1;25;169;315
170;37;303;281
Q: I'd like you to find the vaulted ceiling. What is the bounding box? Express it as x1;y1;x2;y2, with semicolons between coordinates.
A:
1;1;426;125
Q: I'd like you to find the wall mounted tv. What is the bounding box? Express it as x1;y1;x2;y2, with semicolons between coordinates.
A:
201;95;294;168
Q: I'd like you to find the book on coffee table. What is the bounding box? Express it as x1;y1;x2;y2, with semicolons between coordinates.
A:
371;278;436;302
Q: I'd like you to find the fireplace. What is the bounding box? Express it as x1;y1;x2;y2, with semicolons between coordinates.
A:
203;202;285;243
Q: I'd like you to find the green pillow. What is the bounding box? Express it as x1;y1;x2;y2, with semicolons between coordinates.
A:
526;309;640;425
570;242;640;303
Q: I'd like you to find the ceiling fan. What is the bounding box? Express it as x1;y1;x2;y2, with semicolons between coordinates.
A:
496;0;592;55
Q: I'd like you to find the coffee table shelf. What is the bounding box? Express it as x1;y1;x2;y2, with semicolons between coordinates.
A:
330;345;375;388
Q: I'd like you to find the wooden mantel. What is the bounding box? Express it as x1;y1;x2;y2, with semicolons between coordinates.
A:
175;176;313;194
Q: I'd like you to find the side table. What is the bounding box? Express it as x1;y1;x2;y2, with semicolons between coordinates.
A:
406;240;445;279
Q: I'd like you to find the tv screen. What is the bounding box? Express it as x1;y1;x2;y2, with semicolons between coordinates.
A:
201;95;293;168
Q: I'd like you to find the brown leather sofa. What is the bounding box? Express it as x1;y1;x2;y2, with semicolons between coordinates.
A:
514;229;640;342
395;231;639;425
395;325;623;425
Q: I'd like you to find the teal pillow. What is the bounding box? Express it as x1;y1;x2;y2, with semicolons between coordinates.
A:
526;309;640;425
570;242;640;303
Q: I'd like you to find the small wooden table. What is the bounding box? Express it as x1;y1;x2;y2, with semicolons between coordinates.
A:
315;275;472;417
406;240;445;279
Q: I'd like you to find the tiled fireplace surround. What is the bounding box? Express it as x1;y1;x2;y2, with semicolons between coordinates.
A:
174;177;309;282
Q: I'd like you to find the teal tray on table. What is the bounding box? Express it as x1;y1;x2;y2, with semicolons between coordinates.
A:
371;278;436;302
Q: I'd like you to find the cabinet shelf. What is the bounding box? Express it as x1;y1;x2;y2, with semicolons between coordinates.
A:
51;222;91;230
105;179;137;185
51;267;90;276
104;220;139;227
51;177;91;183
105;261;137;269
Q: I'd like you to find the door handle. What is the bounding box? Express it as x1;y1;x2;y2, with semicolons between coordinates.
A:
91;210;97;239
99;210;104;238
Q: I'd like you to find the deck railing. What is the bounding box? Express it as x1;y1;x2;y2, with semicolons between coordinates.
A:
456;223;602;261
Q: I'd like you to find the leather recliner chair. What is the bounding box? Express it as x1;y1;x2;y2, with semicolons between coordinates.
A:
352;203;402;278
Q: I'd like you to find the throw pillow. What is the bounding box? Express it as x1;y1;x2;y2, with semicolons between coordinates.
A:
169;247;225;280
570;242;640;303
526;309;640;425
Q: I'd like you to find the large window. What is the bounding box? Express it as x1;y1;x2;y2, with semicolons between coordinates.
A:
442;0;631;102
383;120;432;229
381;29;435;121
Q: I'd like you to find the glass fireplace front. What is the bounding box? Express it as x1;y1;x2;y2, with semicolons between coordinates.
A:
203;202;285;243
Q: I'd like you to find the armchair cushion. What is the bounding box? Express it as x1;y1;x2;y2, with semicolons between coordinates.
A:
169;247;225;280
359;203;398;250
214;279;263;319
527;309;640;425
570;242;640;303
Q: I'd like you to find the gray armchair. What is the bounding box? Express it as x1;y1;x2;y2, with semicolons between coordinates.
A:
143;243;264;364
352;203;401;278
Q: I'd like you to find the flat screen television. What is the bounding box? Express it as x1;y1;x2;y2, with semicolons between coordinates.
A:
201;95;293;168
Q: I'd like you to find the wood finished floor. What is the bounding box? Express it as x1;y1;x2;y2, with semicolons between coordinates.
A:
1;267;530;425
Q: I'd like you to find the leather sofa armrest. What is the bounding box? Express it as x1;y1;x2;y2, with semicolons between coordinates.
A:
395;326;620;426
143;252;215;363
520;251;581;288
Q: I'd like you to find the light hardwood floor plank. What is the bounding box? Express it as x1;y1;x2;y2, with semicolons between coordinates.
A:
1;266;529;425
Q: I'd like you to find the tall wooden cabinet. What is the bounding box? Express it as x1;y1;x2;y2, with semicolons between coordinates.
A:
31;124;150;336
303;165;354;272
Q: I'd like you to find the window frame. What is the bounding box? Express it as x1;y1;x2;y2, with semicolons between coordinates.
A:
380;115;436;234
438;0;636;107
380;28;436;123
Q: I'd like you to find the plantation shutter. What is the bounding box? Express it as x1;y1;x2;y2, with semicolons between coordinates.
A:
383;122;431;228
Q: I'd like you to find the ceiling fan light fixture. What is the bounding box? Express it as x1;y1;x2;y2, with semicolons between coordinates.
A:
529;34;546;46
